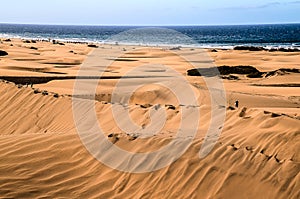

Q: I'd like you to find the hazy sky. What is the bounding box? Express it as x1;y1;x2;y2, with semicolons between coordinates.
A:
1;0;299;25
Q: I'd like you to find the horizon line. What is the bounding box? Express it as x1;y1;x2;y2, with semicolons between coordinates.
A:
0;22;300;27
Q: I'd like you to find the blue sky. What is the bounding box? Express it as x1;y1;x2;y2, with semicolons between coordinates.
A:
0;0;299;25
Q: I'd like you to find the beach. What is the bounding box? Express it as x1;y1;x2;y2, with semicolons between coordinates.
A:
0;38;299;198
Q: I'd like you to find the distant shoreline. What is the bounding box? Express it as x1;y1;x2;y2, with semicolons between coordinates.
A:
1;23;299;49
1;37;299;52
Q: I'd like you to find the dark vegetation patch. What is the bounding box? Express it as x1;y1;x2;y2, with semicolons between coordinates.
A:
30;46;38;50
87;44;98;48
0;50;8;56
169;46;182;50
187;66;300;79
234;46;300;52
187;65;260;77
23;40;31;43
52;40;65;45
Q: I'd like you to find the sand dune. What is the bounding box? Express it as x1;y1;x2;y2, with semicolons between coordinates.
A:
0;39;299;198
0;80;299;198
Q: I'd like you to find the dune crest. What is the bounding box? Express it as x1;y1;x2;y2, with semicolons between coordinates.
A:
0;79;299;198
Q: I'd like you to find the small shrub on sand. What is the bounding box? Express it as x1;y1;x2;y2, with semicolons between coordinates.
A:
0;50;8;56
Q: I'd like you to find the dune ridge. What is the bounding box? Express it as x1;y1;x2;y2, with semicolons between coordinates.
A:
0;79;299;198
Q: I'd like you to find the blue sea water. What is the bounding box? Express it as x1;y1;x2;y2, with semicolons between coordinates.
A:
0;23;299;49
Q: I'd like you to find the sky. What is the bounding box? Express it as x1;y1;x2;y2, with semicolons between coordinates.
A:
0;0;299;25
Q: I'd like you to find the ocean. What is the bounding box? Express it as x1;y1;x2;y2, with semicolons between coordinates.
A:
0;23;299;49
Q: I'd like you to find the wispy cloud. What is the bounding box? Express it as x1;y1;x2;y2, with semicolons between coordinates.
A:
290;0;300;4
222;1;300;10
